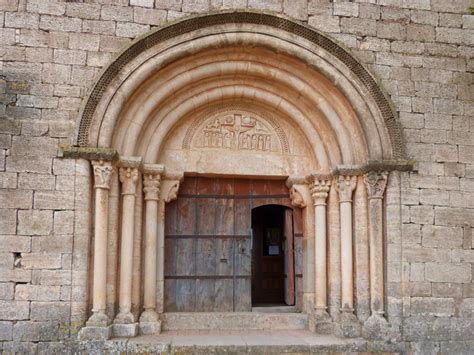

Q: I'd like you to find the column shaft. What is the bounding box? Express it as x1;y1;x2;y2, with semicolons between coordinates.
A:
365;172;388;316
336;175;357;312
140;165;163;322
115;158;141;324
156;199;165;314
310;178;331;313
87;160;113;327
340;200;353;310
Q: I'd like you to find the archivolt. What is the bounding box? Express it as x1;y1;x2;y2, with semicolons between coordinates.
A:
76;11;407;171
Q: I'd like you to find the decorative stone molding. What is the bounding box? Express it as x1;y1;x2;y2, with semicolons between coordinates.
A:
75;12;407;162
59;144;118;161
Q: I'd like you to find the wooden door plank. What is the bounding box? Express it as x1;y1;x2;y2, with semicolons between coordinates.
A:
164;279;177;311
215;279;233;311
175;279;196;311
234;179;251;196
196;279;215;311
234;278;252;311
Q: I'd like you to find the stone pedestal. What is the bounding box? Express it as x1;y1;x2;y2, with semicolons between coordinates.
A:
335;311;361;338
309;309;333;334
112;323;139;337
363;314;391;340
139;320;162;335
77;325;112;341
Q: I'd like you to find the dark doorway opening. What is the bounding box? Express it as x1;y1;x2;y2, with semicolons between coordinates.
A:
251;205;295;306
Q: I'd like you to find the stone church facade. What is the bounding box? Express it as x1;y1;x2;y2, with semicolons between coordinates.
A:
0;0;473;353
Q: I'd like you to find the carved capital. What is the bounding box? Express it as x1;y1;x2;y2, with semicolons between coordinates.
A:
290;185;307;208
335;175;357;203
91;160;114;190
310;178;331;206
364;171;388;200
142;164;165;201
118;156;142;195
119;167;139;195
160;180;181;203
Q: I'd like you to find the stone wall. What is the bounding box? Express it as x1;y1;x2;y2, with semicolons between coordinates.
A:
0;0;472;353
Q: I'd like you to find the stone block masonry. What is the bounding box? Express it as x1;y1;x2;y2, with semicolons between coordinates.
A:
0;0;473;352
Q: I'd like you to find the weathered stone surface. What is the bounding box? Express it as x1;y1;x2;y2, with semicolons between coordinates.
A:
34;190;75;210
0;321;13;341
21;252;62;269
410;297;455;317
425;262;471;283
15;284;61;302
30;302;70;321
18;210;53;236
0;301;30;320
13;321;59;342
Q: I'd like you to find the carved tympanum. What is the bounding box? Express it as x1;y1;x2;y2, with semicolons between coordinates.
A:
364;171;388;199
184;109;289;154
201;113;274;151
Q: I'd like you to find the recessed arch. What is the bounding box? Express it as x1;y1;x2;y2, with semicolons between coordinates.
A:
76;11;407;177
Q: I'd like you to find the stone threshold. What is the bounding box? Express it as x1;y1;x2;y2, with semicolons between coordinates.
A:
101;330;368;353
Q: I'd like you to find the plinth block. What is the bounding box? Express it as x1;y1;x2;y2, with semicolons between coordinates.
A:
139;320;162;335
112;323;138;337
78;325;112;341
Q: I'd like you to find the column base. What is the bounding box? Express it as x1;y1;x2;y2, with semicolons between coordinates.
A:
362;313;391;340
309;309;333;334
139;320;162;335
78;325;112;341
114;311;135;324
335;311;361;338
86;311;111;327
139;309;159;322
112;323;138;337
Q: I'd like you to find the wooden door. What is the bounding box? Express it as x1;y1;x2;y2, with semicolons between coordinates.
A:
164;177;292;312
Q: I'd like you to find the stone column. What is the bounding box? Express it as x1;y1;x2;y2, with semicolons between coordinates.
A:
139;164;164;335
353;175;370;322
86;160;114;327
335;174;359;337
114;157;141;335
309;176;332;332
364;172;388;319
157;179;181;314
310;176;332;333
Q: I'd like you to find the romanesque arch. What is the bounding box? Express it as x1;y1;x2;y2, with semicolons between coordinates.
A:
73;11;411;340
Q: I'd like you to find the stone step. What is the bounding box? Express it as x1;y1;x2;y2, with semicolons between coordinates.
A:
161;312;308;331
252;305;297;313
103;330;368;353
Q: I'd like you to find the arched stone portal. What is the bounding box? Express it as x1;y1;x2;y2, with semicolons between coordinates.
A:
72;11;412;340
